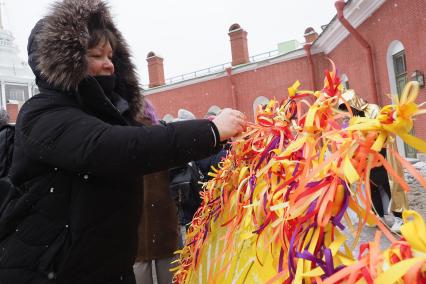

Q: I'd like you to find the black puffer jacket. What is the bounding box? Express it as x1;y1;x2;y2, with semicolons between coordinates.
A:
0;1;220;283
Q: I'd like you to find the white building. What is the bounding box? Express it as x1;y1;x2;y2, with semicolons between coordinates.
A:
0;1;36;115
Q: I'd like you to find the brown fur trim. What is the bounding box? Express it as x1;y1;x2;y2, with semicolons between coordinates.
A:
34;0;144;117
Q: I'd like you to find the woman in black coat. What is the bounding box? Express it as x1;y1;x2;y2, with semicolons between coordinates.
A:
0;0;245;283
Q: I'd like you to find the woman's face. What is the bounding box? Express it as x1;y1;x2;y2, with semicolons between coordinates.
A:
86;40;114;76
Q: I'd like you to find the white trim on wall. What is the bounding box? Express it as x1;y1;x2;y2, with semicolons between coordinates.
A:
207;105;221;116
386;40;405;96
162;114;174;122
252;96;270;118
341;73;349;90
386;40;406;157
145;0;388;97
313;0;386;54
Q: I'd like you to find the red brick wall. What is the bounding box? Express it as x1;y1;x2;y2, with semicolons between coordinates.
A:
147;55;319;121
231;56;314;121
147;0;426;138
146;76;233;119
6;103;19;123
327;0;426;139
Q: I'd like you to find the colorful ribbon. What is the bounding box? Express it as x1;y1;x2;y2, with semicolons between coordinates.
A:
172;69;426;284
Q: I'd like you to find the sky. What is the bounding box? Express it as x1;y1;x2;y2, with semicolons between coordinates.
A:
3;0;338;86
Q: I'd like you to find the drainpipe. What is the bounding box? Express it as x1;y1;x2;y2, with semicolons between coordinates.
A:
226;67;238;109
335;0;380;105
304;43;317;90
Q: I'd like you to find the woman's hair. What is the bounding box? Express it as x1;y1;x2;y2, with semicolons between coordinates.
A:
88;29;117;51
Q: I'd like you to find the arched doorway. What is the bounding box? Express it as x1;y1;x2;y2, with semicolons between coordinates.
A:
386;40;416;158
253;96;269;117
162;114;174;123
206;105;221;118
340;73;350;91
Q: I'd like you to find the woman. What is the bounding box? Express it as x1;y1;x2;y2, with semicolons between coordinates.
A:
0;0;245;283
338;90;402;228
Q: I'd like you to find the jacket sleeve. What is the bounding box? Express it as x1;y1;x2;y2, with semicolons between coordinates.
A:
16;96;221;176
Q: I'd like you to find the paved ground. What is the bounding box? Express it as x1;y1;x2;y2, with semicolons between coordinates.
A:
405;162;426;221
343;162;426;256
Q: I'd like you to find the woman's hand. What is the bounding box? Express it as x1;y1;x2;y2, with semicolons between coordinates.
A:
212;108;246;141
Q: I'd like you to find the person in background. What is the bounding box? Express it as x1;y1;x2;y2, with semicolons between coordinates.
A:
386;139;408;233
0;0;246;283
196;110;229;182
169;109;200;247
169;109;236;247
133;100;178;284
338;90;406;232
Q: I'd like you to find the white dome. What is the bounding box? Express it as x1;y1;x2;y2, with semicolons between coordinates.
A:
0;29;33;80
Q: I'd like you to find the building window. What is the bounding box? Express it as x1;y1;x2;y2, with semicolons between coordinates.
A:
8;89;25;102
392;49;416;158
340;74;350;91
253;96;270;117
393;51;407;95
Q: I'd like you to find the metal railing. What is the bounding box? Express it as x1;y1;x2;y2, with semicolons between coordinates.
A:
249;50;279;63
165;61;232;85
145;49;281;88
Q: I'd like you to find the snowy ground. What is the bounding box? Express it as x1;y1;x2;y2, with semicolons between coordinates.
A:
405;161;426;220
343;161;426;255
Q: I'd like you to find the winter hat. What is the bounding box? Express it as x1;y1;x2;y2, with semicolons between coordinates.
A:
338;89;379;119
27;0;144;119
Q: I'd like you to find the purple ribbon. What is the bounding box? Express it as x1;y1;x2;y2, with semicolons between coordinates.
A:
301;222;318;251
278;248;284;272
288;225;301;277
295;250;327;275
249;175;257;204
262;191;268;215
331;180;350;230
256;135;280;170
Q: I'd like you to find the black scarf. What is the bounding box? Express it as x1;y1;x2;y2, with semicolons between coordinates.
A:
93;75;130;115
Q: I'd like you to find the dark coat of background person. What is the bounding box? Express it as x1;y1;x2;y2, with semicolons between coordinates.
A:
169;162;204;227
0;1;221;283
338;98;391;217
136;171;178;260
169;147;228;227
196;147;227;181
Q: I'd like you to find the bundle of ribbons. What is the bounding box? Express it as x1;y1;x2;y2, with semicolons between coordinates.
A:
172;69;426;283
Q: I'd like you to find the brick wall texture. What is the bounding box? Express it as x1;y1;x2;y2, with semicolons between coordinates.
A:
145;0;426;144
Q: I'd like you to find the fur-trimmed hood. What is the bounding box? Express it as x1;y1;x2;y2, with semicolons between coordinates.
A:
27;0;144;116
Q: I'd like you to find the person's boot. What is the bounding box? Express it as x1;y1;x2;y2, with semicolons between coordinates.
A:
390;217;403;234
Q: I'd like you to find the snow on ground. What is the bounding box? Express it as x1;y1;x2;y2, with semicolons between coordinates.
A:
343;161;426;255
